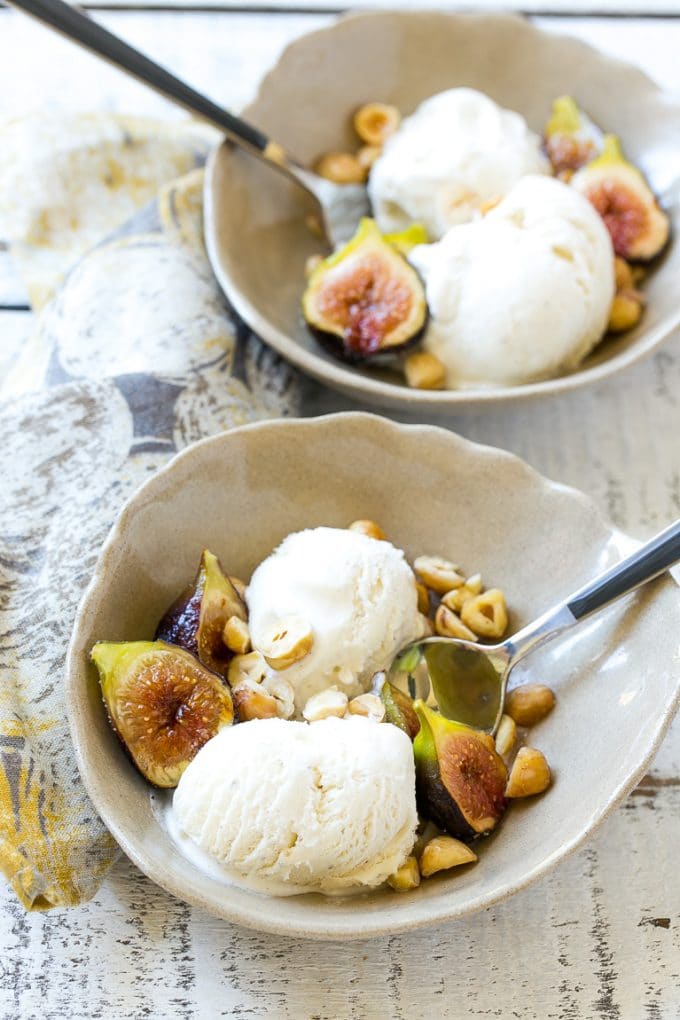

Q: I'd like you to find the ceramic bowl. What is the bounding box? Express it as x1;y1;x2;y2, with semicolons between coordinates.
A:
66;414;680;938
65;410;680;934
205;11;680;413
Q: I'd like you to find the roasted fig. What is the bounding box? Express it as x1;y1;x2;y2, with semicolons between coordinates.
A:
413;701;507;841
155;549;246;680
543;95;602;176
571;135;670;260
302;217;427;360
381;679;420;740
91;640;234;787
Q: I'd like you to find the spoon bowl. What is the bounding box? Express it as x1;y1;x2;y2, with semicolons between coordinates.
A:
388;518;680;732
387;639;509;734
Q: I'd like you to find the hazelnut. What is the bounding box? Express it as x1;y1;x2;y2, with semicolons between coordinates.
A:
262;674;295;720
347;693;385;722
314;151;366;184
419;836;477;877
404;350;446;390
434;603;478;642
414;555;465;594
505;684;556;727
494;713;517;757
441;574;482;613
505;746;552;797
227;651;267;689
233;684;278;721
222;615;251;656
348;519;387;541
387;855;420;892
415;580;430;615
614;256;634;291
460;589;508;640
258;616;314;670
608;291;643;333
303;687;348;722
353;102;401;146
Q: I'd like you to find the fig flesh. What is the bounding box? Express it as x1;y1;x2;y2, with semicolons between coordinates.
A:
155;549;246;680
543;95;602;176
91;640;234;787
413;701;507;841
381;679;421;740
302;217;427;361
571;135;669;260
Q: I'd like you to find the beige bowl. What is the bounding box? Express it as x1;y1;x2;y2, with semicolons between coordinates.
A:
66;414;680;938
205;11;680;412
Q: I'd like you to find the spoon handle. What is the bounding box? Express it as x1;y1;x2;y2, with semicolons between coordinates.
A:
566;518;680;620
508;518;680;662
8;0;309;185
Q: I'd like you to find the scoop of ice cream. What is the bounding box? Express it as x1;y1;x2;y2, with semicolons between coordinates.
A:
247;527;424;712
172;716;418;894
409;175;615;387
368;88;550;240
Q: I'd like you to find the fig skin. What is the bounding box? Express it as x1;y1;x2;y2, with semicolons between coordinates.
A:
384;223;429;256
571;135;670;261
543;95;602;175
155;549;246;680
302;217;428;362
91;640;234;788
413;701;507;842
381;680;421;740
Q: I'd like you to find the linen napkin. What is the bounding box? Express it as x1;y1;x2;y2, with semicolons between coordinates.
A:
0;112;301;909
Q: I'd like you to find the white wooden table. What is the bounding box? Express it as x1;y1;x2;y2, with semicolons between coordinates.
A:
1;6;679;1018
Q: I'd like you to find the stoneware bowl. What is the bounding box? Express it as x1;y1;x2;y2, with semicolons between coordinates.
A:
205;11;680;413
66;414;680;938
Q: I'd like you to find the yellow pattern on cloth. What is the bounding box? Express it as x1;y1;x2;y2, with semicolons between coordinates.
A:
0;113;300;909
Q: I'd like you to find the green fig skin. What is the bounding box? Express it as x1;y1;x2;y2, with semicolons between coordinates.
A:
571;135;670;261
302;217;428;361
381;680;421;740
413;702;507;842
155;549;246;680
543;95;602;175
91;639;234;788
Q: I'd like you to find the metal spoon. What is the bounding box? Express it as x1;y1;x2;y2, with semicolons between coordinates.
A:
8;0;369;246
386;518;680;734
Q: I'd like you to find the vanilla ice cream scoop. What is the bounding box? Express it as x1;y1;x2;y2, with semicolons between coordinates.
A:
247;527;425;712
172;717;418;894
409;175;615;387
369;88;550;240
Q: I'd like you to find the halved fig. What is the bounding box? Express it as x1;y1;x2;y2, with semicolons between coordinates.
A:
543;95;602;176
91;640;234;787
381;679;421;740
155;549;246;680
571;135;670;260
302;217;427;360
413;701;507;842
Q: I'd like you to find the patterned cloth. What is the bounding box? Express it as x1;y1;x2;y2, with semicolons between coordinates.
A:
0;114;301;909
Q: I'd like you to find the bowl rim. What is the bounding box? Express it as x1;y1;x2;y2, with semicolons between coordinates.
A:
65;413;680;939
204;9;680;412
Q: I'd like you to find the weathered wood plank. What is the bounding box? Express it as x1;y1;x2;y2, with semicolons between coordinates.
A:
0;764;677;1018
0;13;679;130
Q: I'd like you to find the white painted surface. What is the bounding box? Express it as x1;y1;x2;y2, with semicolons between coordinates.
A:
0;9;679;1018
